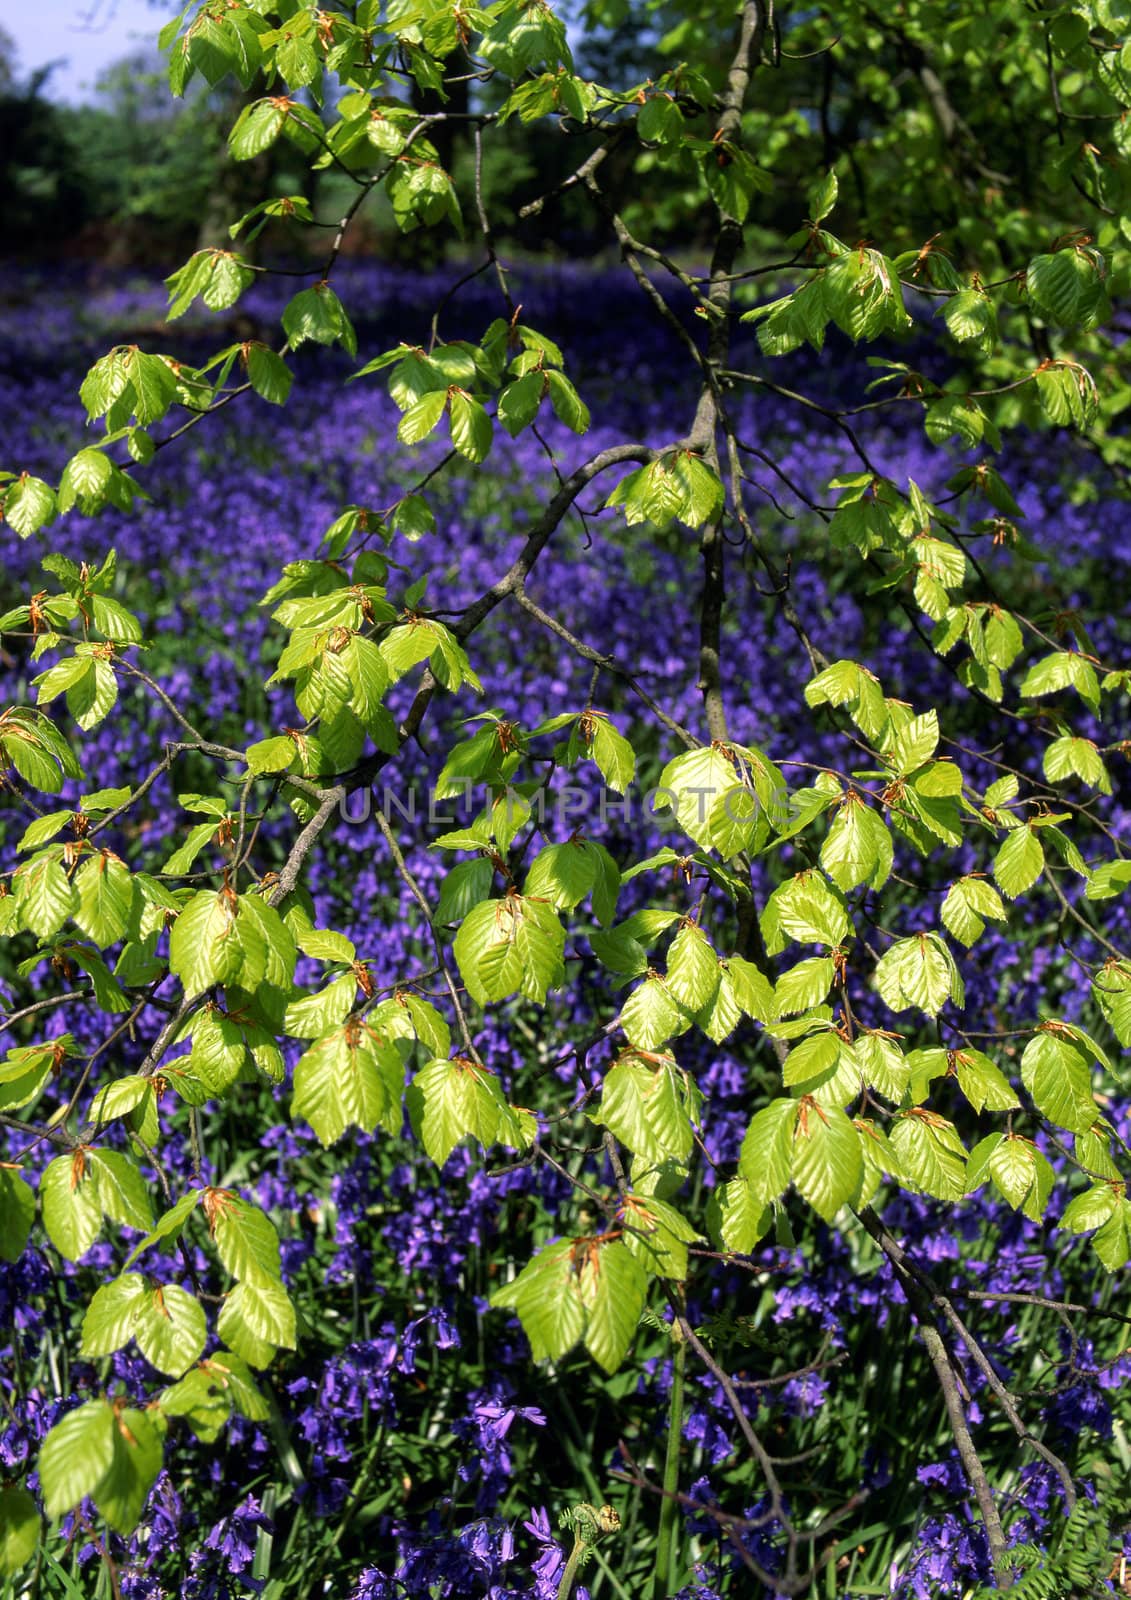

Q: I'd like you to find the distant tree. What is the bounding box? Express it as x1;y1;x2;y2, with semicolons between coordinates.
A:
0;29;91;253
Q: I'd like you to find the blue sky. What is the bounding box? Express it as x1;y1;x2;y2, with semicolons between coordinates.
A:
4;0;181;103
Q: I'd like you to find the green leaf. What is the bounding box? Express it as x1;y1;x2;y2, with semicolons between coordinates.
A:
432;721;503;796
727;954;777;1022
230;1273;295;1350
874;932;962;1016
160;1349;265;1439
1036;361;1098;430
1019;649;1100;712
988;1137;1053;1221
409;1054;525;1167
220;1277;296;1357
86;1151;152;1233
582;1237;647;1373
589;836;622;927
40;1150;103;1261
1020;1027;1097;1134
808;169;838;221
1026;246;1106;326
340;633;388;729
783;1029;856;1104
0;1484;39;1575
491;1239;585;1363
606;453;723;531
497;371;544;436
953;1049;1019;1113
1075;1124;1121;1183
993;825;1044;899
246;345;293;405
855;1119;902;1204
187;1006;246;1095
205;251;255;312
964;1131;1001;1193
434;858;494;927
763;872;850;952
1091;1202;1131;1269
94;1407;165;1534
703;143;770;223
941;876;1007;946
90;595;142;645
707;1176;771;1254
15;850;76;941
885;711;939;776
1094;961;1131;1046
823;248;908;339
774;956;834;1017
595;1049;699;1166
228;99;288;159
35;653;93;711
447;390;493;463
210;1195;283;1286
38;1400;116;1521
124;1187;201;1268
0;1042;56;1115
638;91;684;144
545;370;590;433
694;963;744;1043
587;717;636;793
391;493;435;541
453;895;564;1006
133;1284;208;1377
16;812;71;853
855;1033;910;1103
295;924;356;965
664;923;719;1011
379;992;451;1059
128;352;178;425
4;721;70;793
170;889;242;998
1061;1184;1119;1235
1043;735;1111;793
619;1193;699;1279
397;389;448;446
60;447;112;506
282;283;357;357
941;287;997;353
0;1169;35;1262
804;659;888;740
72;852;134;946
590;925;648;978
620;974;690;1050
163;820;220;876
235;893;297;991
293;1021;403;1145
284;974;356;1038
81;1273;150;1359
69;947;127;1015
924;396;996;453
820;793;892;891
69;656;118;731
157;1369;232;1443
790;1098;863;1221
208;1350;269;1421
1087;860;1131;902
738;1098;798;1206
889;1111;968;1201
4;475;57;538
524;840;600;912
